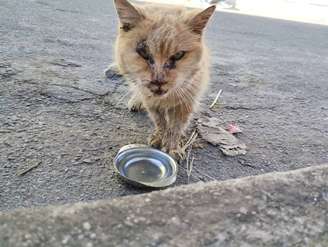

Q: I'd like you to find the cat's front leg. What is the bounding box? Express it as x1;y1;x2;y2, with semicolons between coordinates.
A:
163;104;193;160
104;63;121;79
128;90;145;112
147;107;167;149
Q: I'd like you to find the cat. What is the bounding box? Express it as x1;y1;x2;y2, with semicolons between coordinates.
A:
108;0;215;160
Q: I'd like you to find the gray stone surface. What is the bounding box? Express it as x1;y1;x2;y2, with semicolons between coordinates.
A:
1;0;328;211
1;164;328;247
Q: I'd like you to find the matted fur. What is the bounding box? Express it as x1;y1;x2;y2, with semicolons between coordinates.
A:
112;0;215;159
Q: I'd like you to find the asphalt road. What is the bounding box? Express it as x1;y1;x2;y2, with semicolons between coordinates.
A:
1;0;328;211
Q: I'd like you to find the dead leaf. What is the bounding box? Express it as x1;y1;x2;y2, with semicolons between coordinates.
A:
197;117;247;156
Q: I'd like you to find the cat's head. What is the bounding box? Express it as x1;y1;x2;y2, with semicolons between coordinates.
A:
114;0;215;97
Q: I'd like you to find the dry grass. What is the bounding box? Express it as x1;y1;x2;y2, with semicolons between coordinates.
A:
186;147;195;184
209;89;223;109
182;130;198;152
182;130;199;183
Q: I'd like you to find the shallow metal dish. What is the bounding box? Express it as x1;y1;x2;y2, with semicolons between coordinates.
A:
113;144;177;188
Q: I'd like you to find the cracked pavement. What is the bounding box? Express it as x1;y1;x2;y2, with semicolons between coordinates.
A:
1;0;328;211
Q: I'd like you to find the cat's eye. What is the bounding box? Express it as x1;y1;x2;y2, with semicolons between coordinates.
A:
136;41;154;64
172;51;186;61
136;41;149;60
164;51;186;70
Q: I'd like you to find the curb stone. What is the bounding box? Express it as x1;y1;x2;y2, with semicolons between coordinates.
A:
1;164;328;247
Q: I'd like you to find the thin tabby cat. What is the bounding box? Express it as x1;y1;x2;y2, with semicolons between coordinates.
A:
108;0;216;160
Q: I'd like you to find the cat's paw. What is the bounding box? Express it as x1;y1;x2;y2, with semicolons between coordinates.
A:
161;143;186;161
168;148;186;161
148;131;162;149
104;63;122;80
128;97;145;112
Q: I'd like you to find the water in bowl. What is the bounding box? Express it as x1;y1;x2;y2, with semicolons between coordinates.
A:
123;157;167;183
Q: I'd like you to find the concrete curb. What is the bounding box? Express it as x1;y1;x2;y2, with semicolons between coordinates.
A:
1;164;328;247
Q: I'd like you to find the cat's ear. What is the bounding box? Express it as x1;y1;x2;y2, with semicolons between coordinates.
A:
114;0;144;31
189;5;216;35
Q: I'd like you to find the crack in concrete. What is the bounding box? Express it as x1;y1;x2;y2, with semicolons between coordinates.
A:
223;105;278;111
48;83;110;97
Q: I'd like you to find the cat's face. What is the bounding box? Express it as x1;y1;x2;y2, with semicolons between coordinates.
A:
114;0;215;98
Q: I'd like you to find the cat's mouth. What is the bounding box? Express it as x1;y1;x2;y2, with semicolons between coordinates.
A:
152;88;168;96
147;84;168;96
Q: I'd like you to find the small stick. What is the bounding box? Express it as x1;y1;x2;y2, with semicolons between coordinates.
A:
16;161;42;176
182;130;198;151
187;156;195;184
186;146;195;184
209;89;223;109
184;131;196;146
186;148;190;178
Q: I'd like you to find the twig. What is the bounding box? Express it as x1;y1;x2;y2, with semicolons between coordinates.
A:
16;161;42;176
209;89;223;109
186;148;191;182
187;157;195;184
183;130;198;183
186;145;195;184
182;130;198;151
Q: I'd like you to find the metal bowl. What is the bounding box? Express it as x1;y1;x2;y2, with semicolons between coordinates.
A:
113;144;177;188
